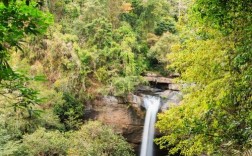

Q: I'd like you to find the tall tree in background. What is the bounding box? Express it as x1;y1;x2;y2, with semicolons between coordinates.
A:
156;0;252;155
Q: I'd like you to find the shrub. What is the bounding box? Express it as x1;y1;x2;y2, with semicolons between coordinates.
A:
53;93;84;130
68;121;135;156
22;128;68;156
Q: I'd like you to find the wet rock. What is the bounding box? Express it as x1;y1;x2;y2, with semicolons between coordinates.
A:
169;83;181;91
136;86;162;93
156;90;172;98
126;94;143;106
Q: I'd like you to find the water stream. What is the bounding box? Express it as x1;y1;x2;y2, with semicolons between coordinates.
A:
140;95;161;156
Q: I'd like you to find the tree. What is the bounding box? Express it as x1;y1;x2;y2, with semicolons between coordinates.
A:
0;0;53;115
156;0;252;155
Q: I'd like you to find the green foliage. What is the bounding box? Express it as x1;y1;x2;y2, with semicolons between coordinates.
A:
0;102;63;155
64;2;80;19
0;0;53;115
121;0;174;36
154;19;176;35
0;74;43;117
120;0;178;74
35;0;177;97
0;0;184;155
110;76;145;96
21;128;68;156
73;13;147;95
156;0;252;155
0;90;63;136
81;17;113;49
68;121;134;156
0;0;53;50
2;121;134;156
54;93;84;130
148;32;178;63
0;124;22;156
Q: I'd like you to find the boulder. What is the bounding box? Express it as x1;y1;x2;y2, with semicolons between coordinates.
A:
156;90;172;98
169;83;181;91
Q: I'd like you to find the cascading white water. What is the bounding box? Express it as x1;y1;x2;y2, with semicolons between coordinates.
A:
140;95;161;156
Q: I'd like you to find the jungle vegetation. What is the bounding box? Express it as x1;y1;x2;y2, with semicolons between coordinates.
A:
0;0;251;155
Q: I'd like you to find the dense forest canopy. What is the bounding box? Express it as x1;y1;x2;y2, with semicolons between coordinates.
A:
0;0;251;155
156;0;252;155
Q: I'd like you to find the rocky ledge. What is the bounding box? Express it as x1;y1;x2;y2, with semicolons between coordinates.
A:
84;74;183;153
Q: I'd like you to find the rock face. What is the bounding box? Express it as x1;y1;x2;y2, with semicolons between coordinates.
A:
143;74;181;91
84;74;183;154
145;76;173;84
84;95;145;151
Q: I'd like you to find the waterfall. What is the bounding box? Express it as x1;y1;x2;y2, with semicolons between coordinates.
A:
140;95;161;156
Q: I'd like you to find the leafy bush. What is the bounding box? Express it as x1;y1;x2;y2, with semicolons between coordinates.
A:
54;93;84;130
21;128;68;156
154;19;176;35
9;121;134;156
68;121;134;156
0;125;22;156
148;32;178;63
110;76;145;96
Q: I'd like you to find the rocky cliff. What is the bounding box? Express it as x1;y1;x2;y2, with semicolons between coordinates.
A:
84;75;183;154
